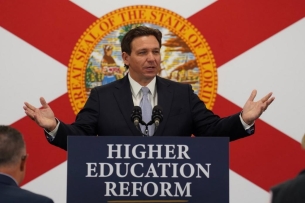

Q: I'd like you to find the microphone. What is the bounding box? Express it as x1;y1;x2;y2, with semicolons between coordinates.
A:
130;106;143;126
151;105;163;127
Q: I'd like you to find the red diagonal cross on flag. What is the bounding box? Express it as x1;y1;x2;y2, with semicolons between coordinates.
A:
1;0;305;202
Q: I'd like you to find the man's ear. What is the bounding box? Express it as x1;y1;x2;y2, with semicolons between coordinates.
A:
122;52;130;66
20;155;28;172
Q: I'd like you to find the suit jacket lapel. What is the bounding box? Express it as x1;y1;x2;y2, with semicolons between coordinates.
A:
113;75;142;136
154;76;173;136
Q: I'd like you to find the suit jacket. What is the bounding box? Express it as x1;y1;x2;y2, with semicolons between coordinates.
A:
271;170;305;203
51;76;252;150
0;174;54;203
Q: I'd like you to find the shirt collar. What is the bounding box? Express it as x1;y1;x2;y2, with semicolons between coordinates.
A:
128;74;156;97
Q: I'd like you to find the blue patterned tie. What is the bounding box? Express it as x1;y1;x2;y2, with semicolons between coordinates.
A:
140;87;153;136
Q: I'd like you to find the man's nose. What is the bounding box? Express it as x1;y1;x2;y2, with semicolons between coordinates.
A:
147;52;155;61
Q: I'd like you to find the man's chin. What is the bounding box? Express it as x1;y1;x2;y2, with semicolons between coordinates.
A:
144;73;157;79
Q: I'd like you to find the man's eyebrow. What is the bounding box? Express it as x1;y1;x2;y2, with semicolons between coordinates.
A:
135;47;160;52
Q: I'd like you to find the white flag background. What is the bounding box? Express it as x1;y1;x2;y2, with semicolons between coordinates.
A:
1;0;305;202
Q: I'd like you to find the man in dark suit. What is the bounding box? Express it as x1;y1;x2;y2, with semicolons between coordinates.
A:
23;26;274;151
269;134;305;203
0;125;54;203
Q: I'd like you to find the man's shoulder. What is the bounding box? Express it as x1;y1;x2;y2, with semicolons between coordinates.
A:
271;170;305;202
14;188;54;203
156;76;190;88
90;76;191;93
291;170;305;185
272;169;305;191
0;184;53;203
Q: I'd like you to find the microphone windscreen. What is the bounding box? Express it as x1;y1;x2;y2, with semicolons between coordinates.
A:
152;105;163;122
133;106;142;112
131;106;142;122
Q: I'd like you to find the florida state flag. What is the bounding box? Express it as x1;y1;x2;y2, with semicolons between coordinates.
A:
1;0;305;202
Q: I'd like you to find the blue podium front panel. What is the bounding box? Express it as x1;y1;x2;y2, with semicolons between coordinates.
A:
67;136;229;203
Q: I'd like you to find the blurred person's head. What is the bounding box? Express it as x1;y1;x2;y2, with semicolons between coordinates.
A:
0;125;27;185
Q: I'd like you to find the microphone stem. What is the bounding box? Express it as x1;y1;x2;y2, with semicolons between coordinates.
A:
144;125;149;136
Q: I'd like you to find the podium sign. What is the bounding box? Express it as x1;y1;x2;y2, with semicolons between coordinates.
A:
67;136;229;203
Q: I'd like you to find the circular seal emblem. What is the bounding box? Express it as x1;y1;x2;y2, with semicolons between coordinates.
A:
67;5;217;114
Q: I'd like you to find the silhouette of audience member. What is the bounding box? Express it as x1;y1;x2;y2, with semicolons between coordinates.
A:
270;134;305;203
0;125;54;203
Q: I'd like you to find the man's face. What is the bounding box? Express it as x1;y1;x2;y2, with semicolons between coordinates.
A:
122;35;161;86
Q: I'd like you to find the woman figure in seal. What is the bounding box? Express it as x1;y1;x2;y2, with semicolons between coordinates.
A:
101;45;120;85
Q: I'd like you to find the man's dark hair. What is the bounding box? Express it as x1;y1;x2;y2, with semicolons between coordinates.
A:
121;26;162;69
0;125;25;166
